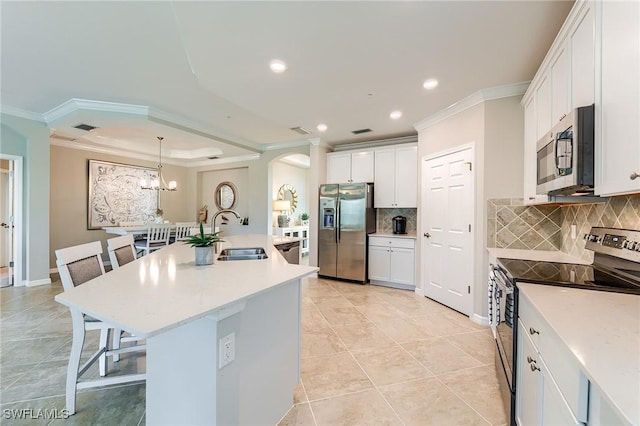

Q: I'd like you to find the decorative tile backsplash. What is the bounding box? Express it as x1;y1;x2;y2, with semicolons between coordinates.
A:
377;208;417;234
488;195;640;261
562;195;640;261
487;199;562;250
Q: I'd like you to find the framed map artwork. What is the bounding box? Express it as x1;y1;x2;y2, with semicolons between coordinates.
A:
88;160;158;229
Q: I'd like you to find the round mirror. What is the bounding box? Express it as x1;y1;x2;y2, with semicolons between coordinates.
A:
277;184;298;212
214;181;238;210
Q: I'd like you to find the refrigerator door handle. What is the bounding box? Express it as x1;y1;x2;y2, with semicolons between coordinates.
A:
336;197;341;243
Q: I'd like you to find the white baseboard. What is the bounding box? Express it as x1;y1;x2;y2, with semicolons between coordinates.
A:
370;280;415;291
414;287;425;296
471;313;490;326
26;278;52;287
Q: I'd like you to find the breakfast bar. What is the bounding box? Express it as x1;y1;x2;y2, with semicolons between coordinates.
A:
55;235;317;425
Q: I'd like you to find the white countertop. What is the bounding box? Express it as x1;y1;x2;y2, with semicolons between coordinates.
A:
518;283;640;424
55;235;317;338
369;232;417;239
487;248;591;265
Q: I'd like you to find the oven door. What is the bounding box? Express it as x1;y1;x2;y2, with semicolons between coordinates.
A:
493;266;515;391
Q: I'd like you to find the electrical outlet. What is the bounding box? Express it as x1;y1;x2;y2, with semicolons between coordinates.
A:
571;224;577;240
219;333;235;369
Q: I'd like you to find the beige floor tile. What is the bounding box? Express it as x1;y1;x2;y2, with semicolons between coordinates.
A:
380;377;490;426
311;295;354;310
354;303;408;324
302;306;331;331
387;298;451;317
352;345;433;386
310;389;402;426
411;310;485;336
376;317;435;343
304;284;342;299
332;322;395;351
402;338;483;375
301;352;373;401
318;306;369;327
294;382;308;404
341;292;385;306
278;403;316;426
448;330;495;364
301;325;347;358
440;365;508;425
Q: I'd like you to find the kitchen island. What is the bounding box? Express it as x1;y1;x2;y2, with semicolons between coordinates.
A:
55;235;317;425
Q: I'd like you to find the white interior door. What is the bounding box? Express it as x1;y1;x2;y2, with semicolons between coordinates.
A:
0;163;13;287
421;147;474;315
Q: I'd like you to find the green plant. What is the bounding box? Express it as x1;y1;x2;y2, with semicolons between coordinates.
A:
183;223;224;247
300;212;309;221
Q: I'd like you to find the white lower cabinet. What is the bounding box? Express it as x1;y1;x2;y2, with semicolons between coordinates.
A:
517;293;597;426
368;236;415;288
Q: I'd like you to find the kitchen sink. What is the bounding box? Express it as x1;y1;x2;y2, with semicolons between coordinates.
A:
217;247;268;261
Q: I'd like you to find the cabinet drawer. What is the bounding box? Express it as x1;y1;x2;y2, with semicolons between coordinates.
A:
368;236;415;249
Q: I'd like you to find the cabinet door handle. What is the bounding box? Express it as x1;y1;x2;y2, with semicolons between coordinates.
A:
529;327;539;335
631;172;639;180
528;197;536;200
526;356;535;364
424;233;431;238
530;363;540;372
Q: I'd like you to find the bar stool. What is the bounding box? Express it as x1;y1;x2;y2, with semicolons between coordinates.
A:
56;241;146;415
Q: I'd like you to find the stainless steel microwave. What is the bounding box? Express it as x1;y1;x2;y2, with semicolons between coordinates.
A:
536;104;595;196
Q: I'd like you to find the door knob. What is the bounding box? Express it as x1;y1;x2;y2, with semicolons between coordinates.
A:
424;233;431;238
630;172;639;180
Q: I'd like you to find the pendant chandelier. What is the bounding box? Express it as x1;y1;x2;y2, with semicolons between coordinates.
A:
140;136;177;191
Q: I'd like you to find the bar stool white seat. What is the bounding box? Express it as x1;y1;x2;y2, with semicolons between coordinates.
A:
55;241;146;415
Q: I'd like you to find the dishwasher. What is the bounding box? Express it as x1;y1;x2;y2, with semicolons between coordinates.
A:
276;241;300;264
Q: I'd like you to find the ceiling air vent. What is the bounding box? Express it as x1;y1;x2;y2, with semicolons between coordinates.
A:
289;126;312;135
351;128;372;135
73;123;98;132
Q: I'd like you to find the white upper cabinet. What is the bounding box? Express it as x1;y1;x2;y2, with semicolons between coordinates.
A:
523;97;549;205
374;144;417;208
595;0;640;196
326;150;374;184
551;46;570;123
535;75;552;141
570;5;595;109
522;0;604;204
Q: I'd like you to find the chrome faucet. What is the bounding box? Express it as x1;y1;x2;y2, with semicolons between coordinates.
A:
211;209;241;253
211;209;241;234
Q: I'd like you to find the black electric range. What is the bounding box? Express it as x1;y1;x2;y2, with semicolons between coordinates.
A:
497;227;640;295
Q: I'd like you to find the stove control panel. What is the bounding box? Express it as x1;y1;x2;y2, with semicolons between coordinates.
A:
584;227;640;262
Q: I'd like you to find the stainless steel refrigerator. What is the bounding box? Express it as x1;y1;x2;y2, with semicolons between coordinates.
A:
318;183;376;283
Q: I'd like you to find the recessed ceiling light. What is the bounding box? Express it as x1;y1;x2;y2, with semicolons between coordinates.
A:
390;110;402;120
269;59;287;73
423;78;439;90
317;123;328;132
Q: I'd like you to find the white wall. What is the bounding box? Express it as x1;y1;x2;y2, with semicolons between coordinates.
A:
271;161;309;227
309;142;328;266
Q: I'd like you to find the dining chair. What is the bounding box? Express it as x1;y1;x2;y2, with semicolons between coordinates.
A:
133;223;172;256
107;234;137;268
173;222;197;242
106;235;145;362
55;241;146;415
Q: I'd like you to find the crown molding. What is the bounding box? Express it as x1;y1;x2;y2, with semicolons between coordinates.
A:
332;135;418;152
262;138;312;151
187;154;261;168
413;81;530;131
0;105;46;122
43;98;148;123
42;98;263;153
51;137;259;168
